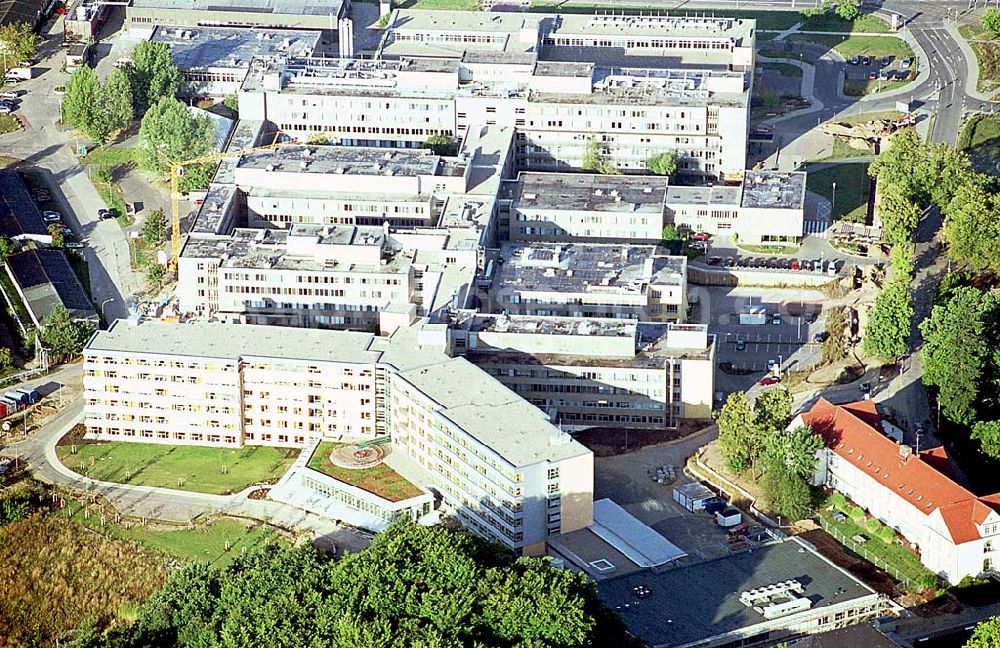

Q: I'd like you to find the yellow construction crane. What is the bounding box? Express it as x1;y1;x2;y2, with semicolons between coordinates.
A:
168;140;287;271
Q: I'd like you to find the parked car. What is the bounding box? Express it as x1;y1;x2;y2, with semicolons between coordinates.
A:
42;211;61;223
65;241;84;249
0;90;18;99
771;313;782;325
2;77;20;85
849;56;860;65
880;56;891;66
0;105;12;114
689;232;710;242
867;71;878;80
767;359;778;372
901;57;912;67
97;208;116;220
790;260;800;271
759;375;781;386
706;256;722;266
813;331;828;343
860;382;872;398
735;338;746;351
861;55;873;65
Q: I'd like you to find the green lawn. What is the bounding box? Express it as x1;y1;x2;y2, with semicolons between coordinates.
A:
308;441;423;502
57;441;299;495
806;163;870;222
62;501;283;567
762;62;803;78
80;146;137;167
835;110;905;125
0;114;20;135
819;506;936;592
788;34;913;60
799;12;891;33
736;242;799;255
843;78;911;97
959;113;1000;174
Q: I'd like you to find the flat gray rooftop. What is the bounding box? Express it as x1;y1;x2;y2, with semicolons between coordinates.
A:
237;145;457;177
665;182;741;206
456;312;637;338
88;320;380;365
741;170;807;210
496;242;686;293
506;173;667;213
399;357;590;466
130;0;344;17
598;538;877;647
151;25;319;70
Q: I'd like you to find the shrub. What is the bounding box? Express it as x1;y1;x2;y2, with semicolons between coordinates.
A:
914;573;938;593
867;517;882;534
877;525;896;544
828;492;847;511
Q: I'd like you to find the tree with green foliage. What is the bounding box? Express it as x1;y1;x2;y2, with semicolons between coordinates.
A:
92;164;113;187
717;392;762;473
61;66;113;144
863;278;912;362
765;425;823;478
800;0;831;18
754;388;793;437
582;136;616;174
48;224;64;249
177;162;214;194
128;41;181;113
40;305;94;360
70;519;634;648
925;143;975;208
0;346;13;371
944;176;1000;272
983;8;1000;33
662;224;681;242
762;467;813;521
424;134;457;156
870;130;931;202
136;97;215;176
972;420;1000;461
646;151;678;176
0;235;14;265
223;94;239;114
890;241;915;278
143;209;167;246
835;0;861;21
878;184;923;246
103;68;134;136
966;616;1000;648
0;22;36;73
146;263;165;290
920;287;997;425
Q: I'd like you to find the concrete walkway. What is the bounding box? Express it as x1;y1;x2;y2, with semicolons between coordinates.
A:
758;56;826;125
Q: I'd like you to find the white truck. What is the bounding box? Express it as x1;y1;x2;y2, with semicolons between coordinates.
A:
738;306;767;326
4;67;34;81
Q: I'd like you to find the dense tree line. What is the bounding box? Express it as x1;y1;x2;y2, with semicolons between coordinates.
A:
69;519;634;648
717;390;821;520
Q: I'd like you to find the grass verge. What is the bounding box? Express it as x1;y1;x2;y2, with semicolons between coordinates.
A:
959;113;1000;174
834;110;906;125
843;78;911;97
0;114;21;135
56;439;299;495
806;162;870;222
799;12;890;33
736;242;799;255
819;501;937;592
762;62;803;78
787;34;914;60
308;441;424;501
81;146;137;167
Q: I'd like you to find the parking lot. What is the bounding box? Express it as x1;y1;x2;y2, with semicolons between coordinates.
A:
844;54;914;83
691;286;827;376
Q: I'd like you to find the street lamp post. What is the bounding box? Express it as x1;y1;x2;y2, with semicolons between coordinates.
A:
831;181;837;218
100;298;114;322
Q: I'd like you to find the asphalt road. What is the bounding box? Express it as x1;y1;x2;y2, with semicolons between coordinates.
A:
0;16;143;322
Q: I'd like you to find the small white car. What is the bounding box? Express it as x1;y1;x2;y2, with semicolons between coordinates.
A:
42;211;61;223
65;242;84;250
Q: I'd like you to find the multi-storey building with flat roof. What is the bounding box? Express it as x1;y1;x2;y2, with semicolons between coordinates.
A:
84;319;593;554
450;313;714;430
238;10;755;178
125;0;348;38
150;25;321;97
490;242;688;323
498;170;807;245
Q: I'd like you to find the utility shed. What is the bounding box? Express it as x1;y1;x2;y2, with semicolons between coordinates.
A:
673;482;715;512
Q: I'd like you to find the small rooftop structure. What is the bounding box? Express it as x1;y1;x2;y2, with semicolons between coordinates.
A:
741;170;807;210
504;172;667;213
237;144;456;178
5;249;97;325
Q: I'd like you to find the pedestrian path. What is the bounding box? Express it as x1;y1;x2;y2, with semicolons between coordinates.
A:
804;219;830;237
